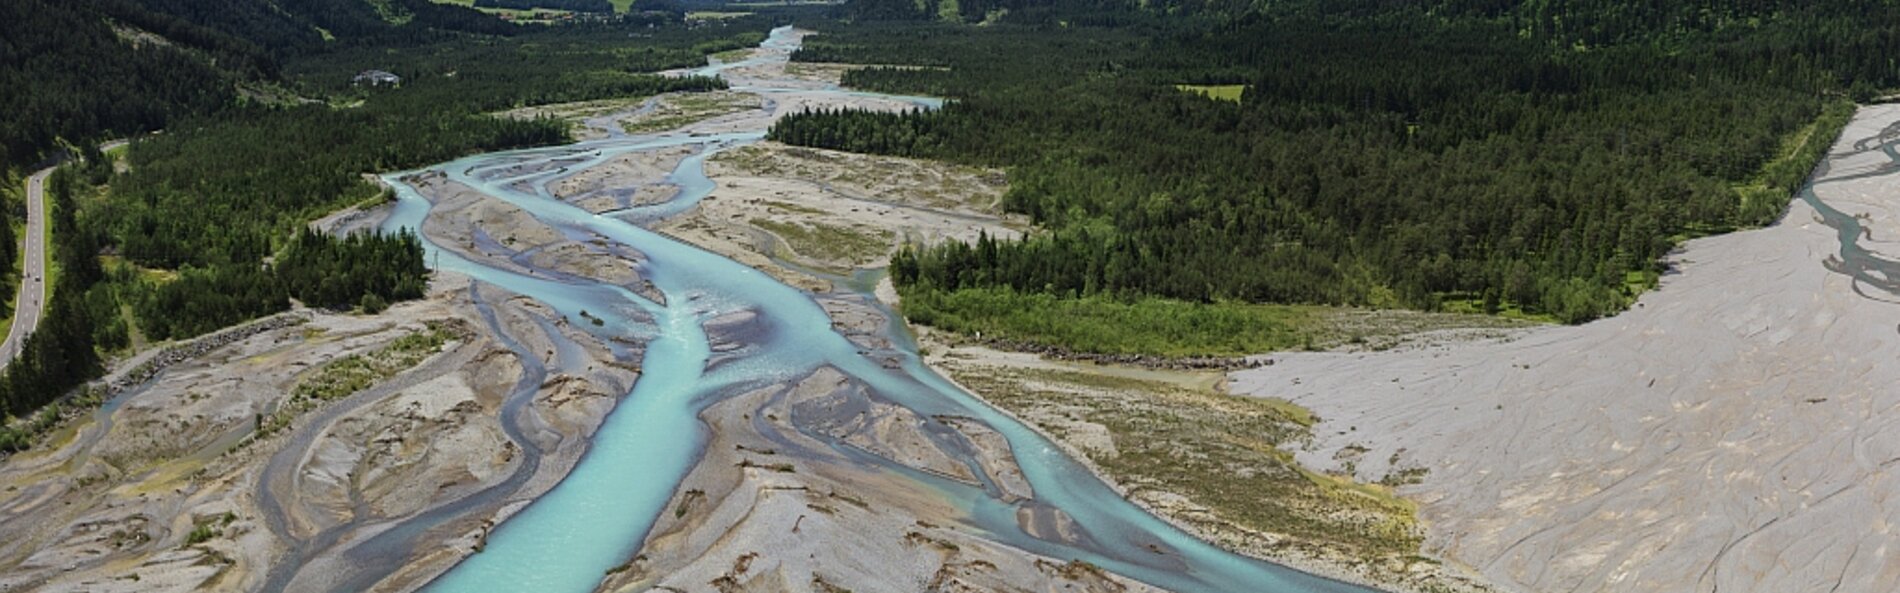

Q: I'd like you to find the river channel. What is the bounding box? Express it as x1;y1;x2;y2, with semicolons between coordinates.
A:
373;26;1378;593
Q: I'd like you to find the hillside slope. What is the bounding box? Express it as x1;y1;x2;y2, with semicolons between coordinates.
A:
0;0;516;174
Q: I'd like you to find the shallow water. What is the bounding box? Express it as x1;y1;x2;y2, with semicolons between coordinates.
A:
382;26;1377;593
1797;119;1900;302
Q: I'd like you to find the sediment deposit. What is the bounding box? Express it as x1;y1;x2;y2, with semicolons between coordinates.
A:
1229;105;1900;593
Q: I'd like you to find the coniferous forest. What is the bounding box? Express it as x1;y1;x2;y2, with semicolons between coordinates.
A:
773;1;1899;334
5;0;1900;424
0;0;773;433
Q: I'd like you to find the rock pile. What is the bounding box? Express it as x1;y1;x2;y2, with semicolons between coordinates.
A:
103;313;309;396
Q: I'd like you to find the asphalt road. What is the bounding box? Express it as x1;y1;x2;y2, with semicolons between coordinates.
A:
0;165;52;369
0;141;124;370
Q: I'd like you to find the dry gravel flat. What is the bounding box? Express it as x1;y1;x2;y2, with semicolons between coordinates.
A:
1229;104;1900;593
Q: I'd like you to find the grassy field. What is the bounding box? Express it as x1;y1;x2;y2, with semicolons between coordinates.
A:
619;92;761;134
757;200;826;215
935;0;959;21
363;0;414;23
751;218;893;268
292;328;449;402
1730;120;1819;227
430;3;762;17
943;363;1427;564
687;10;753;20
902;285;1534;358
1175;84;1246;102
1731;100;1855;226
429;0;586;16
256;324;452;438
710;47;752;62
900;286;1321;357
1436;293;1560;323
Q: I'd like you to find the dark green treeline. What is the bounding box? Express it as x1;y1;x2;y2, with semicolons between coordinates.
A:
775;1;1893;324
0;4;773;437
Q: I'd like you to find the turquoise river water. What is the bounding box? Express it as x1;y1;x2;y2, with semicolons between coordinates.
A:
374;26;1379;593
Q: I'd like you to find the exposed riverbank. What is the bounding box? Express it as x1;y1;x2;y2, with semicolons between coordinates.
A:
911;327;1498;593
389;27;1428;593
0;25;1507;593
0;286;517;592
1227;104;1900;593
545;35;1493;593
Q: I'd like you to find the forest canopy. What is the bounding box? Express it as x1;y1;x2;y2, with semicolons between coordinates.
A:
775;1;1896;335
0;3;773;434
